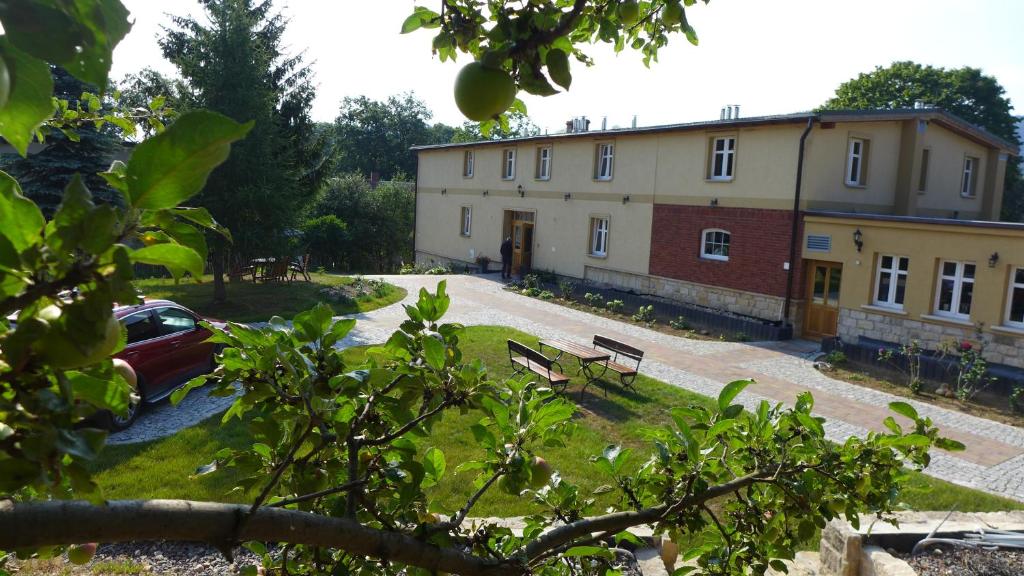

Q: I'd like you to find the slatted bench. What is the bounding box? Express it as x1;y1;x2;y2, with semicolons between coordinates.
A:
592;335;644;393
508;339;571;391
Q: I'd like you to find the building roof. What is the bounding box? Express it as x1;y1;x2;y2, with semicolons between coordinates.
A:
411;108;1019;155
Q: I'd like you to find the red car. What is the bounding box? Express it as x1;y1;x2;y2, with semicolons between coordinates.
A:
109;300;223;430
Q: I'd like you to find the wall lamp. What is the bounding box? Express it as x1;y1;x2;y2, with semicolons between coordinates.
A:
440;188;447;196
989;252;1000;268
564;192;572;201
517;184;525;198
622;194;631;204
482;189;489;197
710;198;719;207
852;228;864;252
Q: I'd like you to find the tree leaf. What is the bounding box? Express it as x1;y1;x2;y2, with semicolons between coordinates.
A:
888;401;919;421
934;437;966;452
0;171;45;252
130;243;204;280
400;13;423;34
421;335;445;371
170;376;209;406
169;207;232;242
563;546;611;558
546;49;572;90
718;379;753;412
0;39;56;156
66;370;129;416
126;110;253;210
423;447;446;486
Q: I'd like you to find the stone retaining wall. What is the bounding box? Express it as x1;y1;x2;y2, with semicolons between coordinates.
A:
837;307;1023;369
584;265;803;331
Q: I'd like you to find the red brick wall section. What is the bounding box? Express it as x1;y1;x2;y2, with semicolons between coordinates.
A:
649;205;805;299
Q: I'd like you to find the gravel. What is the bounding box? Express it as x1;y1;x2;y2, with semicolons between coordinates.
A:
92;541;261;575
906;547;1024;576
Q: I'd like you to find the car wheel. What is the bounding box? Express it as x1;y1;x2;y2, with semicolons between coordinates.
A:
110;378;143;431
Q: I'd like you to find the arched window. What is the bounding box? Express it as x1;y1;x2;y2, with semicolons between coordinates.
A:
701;229;730;261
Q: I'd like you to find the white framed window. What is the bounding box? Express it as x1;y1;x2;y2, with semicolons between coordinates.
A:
873;254;908;309
460;206;472;237
536;146;552;180
710;136;736;180
1005;267;1024;328
589;217;609;257
845;137;868;186
701;229;730;261
595;143;614;181
502;148;516;180
934;260;975;319
961;156;977;197
463;150;474;178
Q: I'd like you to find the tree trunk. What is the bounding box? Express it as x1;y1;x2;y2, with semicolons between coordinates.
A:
212;239;227;303
0;500;522;576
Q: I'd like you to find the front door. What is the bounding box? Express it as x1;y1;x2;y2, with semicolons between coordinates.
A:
511;220;533;275
804;261;843;339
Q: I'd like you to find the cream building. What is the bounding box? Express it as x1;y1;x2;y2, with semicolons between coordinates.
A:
412;108;1022;367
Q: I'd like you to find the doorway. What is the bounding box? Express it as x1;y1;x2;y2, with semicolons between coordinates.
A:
804;261;843;339
511;220;533;274
503;210;535;275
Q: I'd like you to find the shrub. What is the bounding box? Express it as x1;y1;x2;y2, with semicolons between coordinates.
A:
734;333;750;342
522;273;540;289
1011;387;1024;414
558;280;577;300
425;265;452;275
824;350;847;366
399;262;420;275
538;290;555;300
632;304;655;324
878;340;923;394
584;292;603;308
669;315;690;330
605;299;624;313
522;287;542;297
535;269;557;284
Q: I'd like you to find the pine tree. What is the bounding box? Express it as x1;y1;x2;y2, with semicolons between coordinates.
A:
160;0;326;301
0;67;122;216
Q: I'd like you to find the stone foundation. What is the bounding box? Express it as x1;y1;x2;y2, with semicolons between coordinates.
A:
837;307;1024;369
584;265;801;328
414;250;473;270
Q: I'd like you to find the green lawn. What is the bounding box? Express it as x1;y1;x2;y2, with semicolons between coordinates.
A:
133;273;406;323
90;326;1024;517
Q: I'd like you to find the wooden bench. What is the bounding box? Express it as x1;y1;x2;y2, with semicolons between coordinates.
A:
592;335;644;392
508;339;571;391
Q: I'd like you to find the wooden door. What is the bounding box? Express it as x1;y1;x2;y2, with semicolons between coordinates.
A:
511;221;533;275
804;261;843;339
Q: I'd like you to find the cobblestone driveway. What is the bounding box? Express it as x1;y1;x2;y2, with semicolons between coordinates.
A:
110;273;1024;502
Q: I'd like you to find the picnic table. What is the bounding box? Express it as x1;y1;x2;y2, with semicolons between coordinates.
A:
538;338;610;397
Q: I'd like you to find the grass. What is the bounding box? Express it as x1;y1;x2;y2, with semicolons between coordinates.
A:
90;326;1024;518
133;273;406;323
14;558;151;575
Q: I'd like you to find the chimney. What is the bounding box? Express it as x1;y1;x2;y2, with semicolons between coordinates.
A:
733;105;740;119
566;120;573;133
631;115;637;129
601;116;607;130
584;116;590;132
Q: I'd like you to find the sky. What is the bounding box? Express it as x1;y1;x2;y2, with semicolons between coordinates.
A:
110;0;1024;134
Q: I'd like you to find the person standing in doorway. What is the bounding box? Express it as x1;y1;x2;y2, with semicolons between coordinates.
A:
500;236;513;280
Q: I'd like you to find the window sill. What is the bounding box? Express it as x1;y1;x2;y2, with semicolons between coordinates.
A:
844;182;867;189
700;255;729;262
960;194;977;199
587;253;608;260
991;325;1024;337
501;178;515;181
459;234;471;238
706;177;735;183
535;177;551;182
463;175;474;179
920;313;973;327
594;177;613;182
861;304;907;316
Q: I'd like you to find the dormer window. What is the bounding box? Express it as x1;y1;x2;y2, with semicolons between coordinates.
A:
710;136;735;180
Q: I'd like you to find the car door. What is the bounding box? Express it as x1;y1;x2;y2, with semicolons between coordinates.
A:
117;310;165;399
153;306;212;389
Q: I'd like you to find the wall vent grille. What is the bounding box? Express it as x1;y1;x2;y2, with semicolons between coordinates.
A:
806;234;832;252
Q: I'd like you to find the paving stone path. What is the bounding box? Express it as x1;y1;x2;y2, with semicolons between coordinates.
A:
110;273;1024;502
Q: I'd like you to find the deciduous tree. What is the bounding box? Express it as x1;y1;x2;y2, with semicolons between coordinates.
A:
821;61;1022;221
